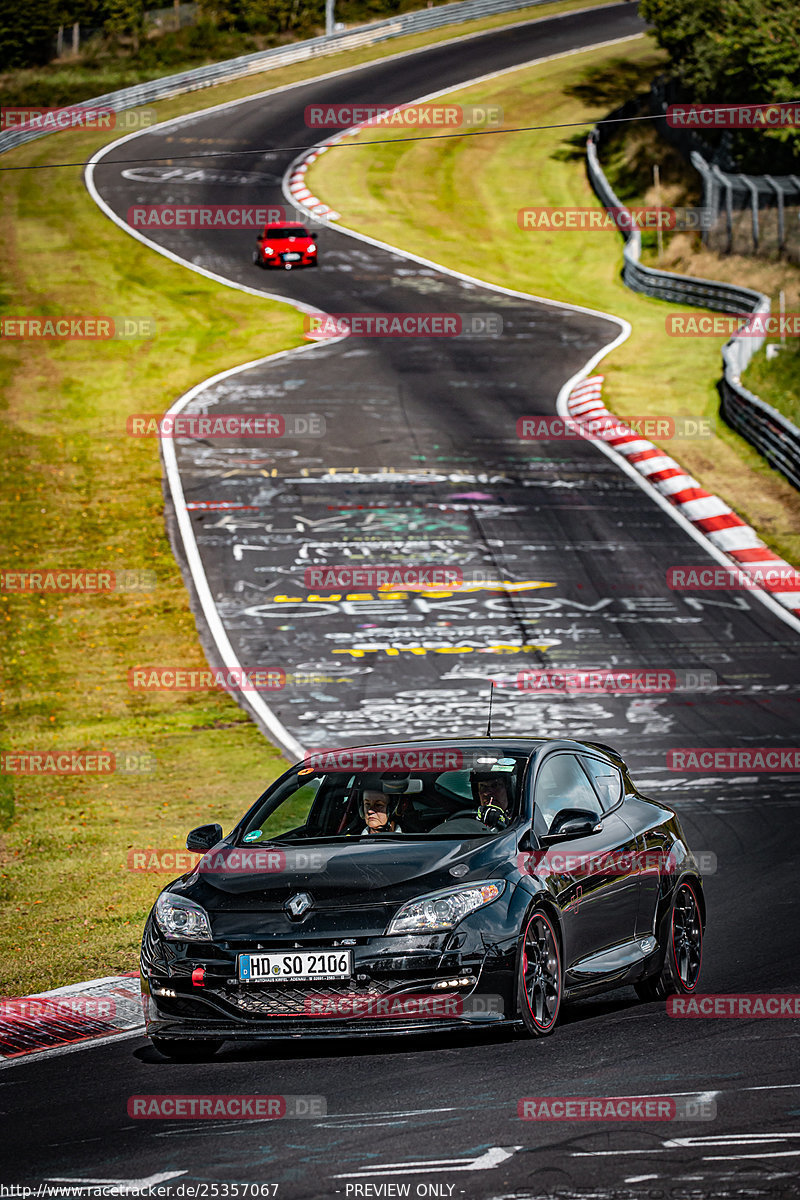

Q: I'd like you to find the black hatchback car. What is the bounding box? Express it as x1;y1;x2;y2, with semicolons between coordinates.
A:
140;737;705;1059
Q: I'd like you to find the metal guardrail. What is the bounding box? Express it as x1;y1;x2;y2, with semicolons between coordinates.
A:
0;0;549;157
718;357;800;492
586;126;800;491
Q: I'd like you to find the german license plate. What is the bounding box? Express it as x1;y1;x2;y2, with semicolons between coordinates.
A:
283;252;301;261
238;949;353;982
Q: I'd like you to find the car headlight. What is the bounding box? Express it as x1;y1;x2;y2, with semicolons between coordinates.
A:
387;881;505;934
307;243;317;252
262;245;273;254
155;892;212;941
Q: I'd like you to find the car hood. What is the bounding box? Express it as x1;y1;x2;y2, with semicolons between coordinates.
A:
176;834;518;912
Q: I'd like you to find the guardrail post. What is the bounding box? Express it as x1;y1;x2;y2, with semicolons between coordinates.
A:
743;174;760;252
690;152;716;247
710;165;733;254
764;176;785;254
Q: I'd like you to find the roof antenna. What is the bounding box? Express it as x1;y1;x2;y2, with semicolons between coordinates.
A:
486;681;495;737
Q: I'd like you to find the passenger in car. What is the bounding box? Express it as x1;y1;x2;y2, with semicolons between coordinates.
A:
360;790;403;836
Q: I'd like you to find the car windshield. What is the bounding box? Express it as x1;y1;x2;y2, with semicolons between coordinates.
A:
263;227;309;238
236;750;529;843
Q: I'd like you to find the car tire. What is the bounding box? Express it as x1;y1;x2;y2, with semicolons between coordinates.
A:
252;250;262;267
516;908;562;1036
635;878;703;1001
150;1037;223;1061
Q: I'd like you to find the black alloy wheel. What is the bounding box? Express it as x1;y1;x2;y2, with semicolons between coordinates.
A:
636;879;703;1001
517;909;562;1036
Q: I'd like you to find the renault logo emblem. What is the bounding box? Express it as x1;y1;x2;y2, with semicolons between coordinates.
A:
285;892;313;920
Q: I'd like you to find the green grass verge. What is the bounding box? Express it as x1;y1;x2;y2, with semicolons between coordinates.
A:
307;36;800;565
0;122;299;994
744;342;800;430
1;0;600;998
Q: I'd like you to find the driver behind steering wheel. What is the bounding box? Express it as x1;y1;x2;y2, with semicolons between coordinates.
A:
471;771;512;830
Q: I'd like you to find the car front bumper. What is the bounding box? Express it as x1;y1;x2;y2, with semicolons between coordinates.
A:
140;915;518;1040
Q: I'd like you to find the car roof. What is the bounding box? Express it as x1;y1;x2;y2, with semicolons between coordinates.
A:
303;736;625;763
264;222;308;229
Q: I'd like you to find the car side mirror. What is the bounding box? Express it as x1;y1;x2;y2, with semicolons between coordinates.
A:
311;232;318;240
518;828;534;851
539;809;601;845
186;823;223;851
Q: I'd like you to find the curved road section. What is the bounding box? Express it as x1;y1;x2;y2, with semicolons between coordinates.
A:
3;5;800;1200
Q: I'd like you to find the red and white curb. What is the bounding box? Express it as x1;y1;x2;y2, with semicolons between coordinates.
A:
287;144;340;221
287;101;442;220
0;973;143;1062
566;376;800;617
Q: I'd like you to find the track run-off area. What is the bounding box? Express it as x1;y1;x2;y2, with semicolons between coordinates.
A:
5;5;800;1199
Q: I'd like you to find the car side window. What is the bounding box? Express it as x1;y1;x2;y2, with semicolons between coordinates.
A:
580;756;623;811
533;753;603;836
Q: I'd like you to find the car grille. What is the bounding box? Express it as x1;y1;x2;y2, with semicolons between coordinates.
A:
230;979;406;1017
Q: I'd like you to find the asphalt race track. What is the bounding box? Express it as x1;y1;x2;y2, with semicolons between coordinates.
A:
5;4;800;1198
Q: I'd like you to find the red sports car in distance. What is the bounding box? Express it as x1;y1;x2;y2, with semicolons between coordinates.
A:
253;222;318;269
